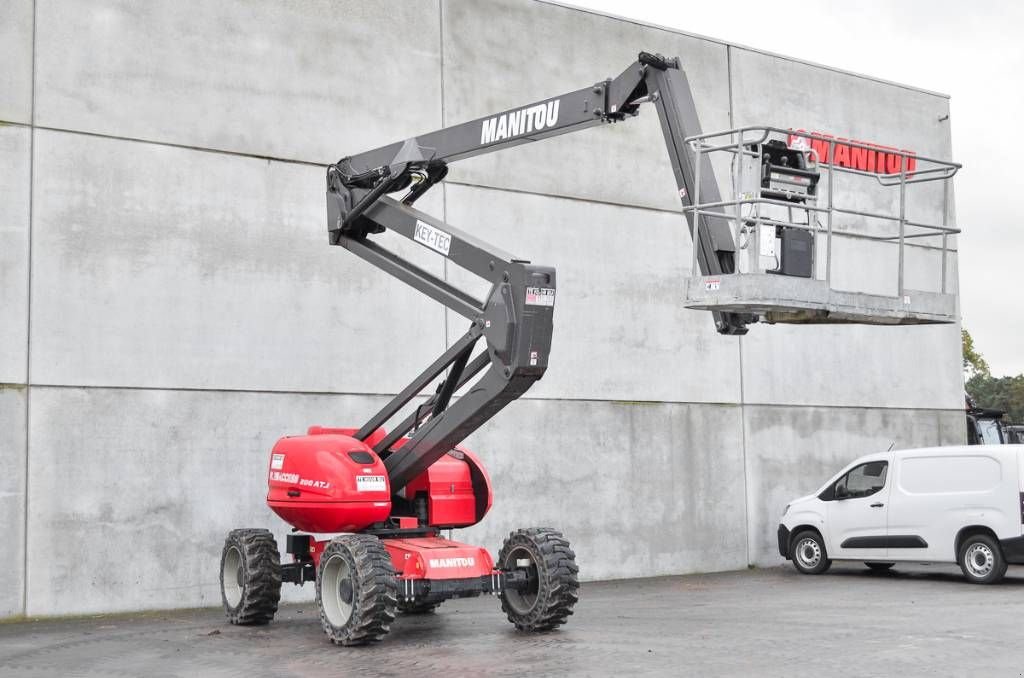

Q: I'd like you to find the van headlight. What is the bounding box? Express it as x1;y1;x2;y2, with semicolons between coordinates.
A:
783;503;791;516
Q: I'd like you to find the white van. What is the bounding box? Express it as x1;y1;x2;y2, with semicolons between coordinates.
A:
778;445;1024;584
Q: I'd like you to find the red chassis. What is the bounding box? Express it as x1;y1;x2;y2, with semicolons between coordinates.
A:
217;426;566;644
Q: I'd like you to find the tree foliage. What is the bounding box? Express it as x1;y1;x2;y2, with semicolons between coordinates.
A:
963;328;1024;424
962;329;989;378
967;374;1024;424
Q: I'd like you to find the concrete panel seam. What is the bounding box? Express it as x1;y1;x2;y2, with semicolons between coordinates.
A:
22;0;36;619
19;385;966;411
535;1;950;99
29;125;327;169
738;336;751;566
729;47;752;567
440;1;450;352
21;127;960;256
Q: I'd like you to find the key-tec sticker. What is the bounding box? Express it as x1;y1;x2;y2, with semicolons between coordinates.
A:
525;287;555;307
356;475;387;492
704;278;721;291
270;453;285;470
413;220;452;256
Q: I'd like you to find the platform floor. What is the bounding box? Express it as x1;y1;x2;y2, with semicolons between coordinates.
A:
2;564;1023;677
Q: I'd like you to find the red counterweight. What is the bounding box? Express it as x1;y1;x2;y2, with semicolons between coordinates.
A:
266;427;391;533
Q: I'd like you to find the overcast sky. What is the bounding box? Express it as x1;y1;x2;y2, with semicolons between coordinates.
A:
565;0;1024;376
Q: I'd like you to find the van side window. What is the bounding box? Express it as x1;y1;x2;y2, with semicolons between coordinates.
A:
831;461;888;500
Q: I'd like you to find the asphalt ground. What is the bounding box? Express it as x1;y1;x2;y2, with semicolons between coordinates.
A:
2;563;1023;678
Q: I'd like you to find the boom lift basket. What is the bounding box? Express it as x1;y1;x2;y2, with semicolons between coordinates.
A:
682;127;960;325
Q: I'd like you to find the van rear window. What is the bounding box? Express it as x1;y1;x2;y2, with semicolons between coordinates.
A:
899;455;1001;494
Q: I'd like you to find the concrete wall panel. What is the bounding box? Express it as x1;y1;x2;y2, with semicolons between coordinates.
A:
743;405;967;565
0;125;31;384
0;0;33;124
441;0;732;212
34;0;442;163
458;398;748;580
23;386;397;616
30;130;447;393
0;387;27;617
444;184;742;404
740;321;963;411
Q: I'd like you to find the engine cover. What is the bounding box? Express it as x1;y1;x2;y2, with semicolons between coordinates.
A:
402;447;493;528
266;427;391;533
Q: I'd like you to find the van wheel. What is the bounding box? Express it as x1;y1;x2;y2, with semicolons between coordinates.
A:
865;562;895;572
790;530;831;575
958;534;1007;585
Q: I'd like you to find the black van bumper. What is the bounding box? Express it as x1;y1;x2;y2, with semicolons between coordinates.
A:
778;525;790;559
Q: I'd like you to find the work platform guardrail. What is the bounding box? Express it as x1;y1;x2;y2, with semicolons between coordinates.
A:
682;126;961;325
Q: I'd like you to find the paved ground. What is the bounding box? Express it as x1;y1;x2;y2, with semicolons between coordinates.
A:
2;564;1024;677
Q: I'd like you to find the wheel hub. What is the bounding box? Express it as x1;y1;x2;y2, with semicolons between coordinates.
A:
221;546;244;608
338;578;353;605
321;554;355;627
965;543;994;577
503;546;540;615
796;538;821;568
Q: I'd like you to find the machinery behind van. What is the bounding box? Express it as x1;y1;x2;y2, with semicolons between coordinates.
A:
779;446;1024;584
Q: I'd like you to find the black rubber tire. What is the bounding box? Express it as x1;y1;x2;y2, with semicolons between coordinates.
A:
219;528;282;625
789;530;832;575
497;527;579;632
397;600;439;615
316;534;398;645
958;533;1008;585
865;562;895;571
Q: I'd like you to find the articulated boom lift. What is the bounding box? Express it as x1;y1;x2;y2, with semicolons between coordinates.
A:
219;51;941;646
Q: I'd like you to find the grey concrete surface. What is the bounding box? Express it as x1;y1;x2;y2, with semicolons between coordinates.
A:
24;387;399;615
0;0;33;125
442;0;732;212
0;126;30;384
458;398;748;580
0;388;27;618
742;406;967;564
444;183;743;404
3;566;1024;678
33;0;442;164
739;321;964;411
29;130;446;393
4;0;968;618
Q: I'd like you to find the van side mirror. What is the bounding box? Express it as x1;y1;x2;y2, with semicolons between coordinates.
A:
835;485;850;500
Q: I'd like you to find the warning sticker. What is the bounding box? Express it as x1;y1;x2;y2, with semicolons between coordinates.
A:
356;475;387;492
525;287;555;307
704;278;721;291
270;453;285;470
413;220;452;256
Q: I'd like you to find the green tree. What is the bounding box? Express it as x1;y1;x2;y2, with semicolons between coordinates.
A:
962;329;989;378
967;374;1024;424
963;328;1024;424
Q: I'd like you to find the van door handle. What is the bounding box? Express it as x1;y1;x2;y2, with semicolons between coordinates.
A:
870;502;884;508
